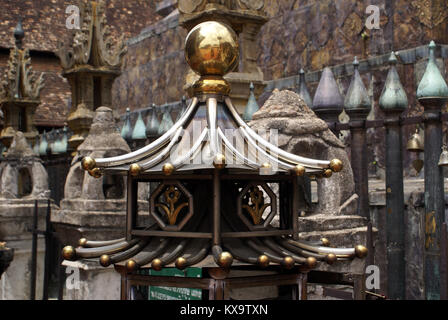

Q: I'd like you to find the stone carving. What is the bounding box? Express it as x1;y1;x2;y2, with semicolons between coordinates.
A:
411;0;448;28
0;22;44;147
249;89;357;216
56;0;127;150
57;0;126;69
0;131;49;199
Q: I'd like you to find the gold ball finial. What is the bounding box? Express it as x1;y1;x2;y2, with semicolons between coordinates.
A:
326;253;337;265
282;256;295;270
100;254;111;267
129;163;142;177
323;169;333;178
293;165;306;176
217;252;233;268
355;245;368;258
88;168;102;179
175;257;188;270
329;159;343;172
78;238;87;247
321;238;330;247
126;260;137;273
162;163;174;176
306;257;317;269
62;246;76;261
213;154;226;169
185;21;239;77
257;255;270;268
81;156;96;171
152;258;163;271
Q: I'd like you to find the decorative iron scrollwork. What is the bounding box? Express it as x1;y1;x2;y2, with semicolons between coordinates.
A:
237;182;277;230
242;186;271;225
150;181;193;231
155;185;189;225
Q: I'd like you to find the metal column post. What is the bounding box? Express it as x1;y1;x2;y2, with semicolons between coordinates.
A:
385;116;405;299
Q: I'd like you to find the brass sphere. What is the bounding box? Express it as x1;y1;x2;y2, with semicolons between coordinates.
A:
323;169;333;178
321;238;330;247
126;260;137;273
257;255;270;268
162;163;174;176
152;258;163;271
306;257;317;269
185;21;239;76
81;156;96;171
262;162;272;169
326;253;337;265
355;245;368;259
62;246;76;261
100;254;111;267
282;256;295;270
78;238;87;247
88;168;102;179
129;163;142;177
175;257;188;270
329;159;343;172
217;251;233;268
213;154;226;169
293;165;306;176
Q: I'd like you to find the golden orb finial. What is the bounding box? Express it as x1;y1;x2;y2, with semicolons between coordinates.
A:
129;163;142;177
185;21;239;77
62;246;76;261
323;169;333;178
217;251;233;268
355;245;368;258
100;254;111;267
257;255;270;268
329;159;343;172
81;156;96;171
292;165;306;176
213;153;226;169
126;260;137;273
162;163;174;176
185;21;239;95
88;168;103;179
78;238;87;247
306;257;317;269
326;253;337;265
175;257;188;270
282;256;295;270
321;238;330;246
152;258;163;271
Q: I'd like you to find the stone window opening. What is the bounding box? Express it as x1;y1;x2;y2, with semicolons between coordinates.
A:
18;167;32;197
102;174;124;199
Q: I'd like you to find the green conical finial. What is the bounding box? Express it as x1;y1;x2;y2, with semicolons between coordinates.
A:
296;68;312;107
121;108;132;142
39;131;48;156
379;52;408;112
344;56;371;113
51;129;61;154
132;111;147;140
176;96;187;122
158;106;173;136
417;41;448;100
14;19;24;49
146;103;160;138
243;82;260;121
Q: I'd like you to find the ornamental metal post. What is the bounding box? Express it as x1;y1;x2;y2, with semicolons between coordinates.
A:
417;41;448;300
344;57;372;219
379;52;408;299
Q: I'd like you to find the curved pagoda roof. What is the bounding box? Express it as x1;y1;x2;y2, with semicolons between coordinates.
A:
65;21;366;273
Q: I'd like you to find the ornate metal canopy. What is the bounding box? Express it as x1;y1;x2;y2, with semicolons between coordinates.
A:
63;21;367;273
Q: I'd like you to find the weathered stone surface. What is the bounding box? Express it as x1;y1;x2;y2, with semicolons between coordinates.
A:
0;131;50;199
249;89;356;215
